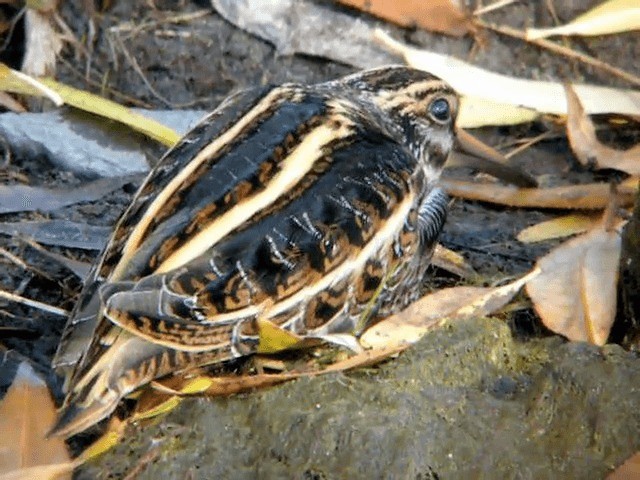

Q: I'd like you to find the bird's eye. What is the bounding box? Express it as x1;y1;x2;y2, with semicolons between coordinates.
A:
428;98;451;123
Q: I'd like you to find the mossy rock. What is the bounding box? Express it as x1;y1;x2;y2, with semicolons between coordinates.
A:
80;317;640;479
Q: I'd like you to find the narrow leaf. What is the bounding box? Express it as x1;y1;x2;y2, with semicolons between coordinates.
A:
0;64;180;147
0;175;141;214
0;220;110;250
526;0;640;40
441;178;637;210
517;214;599;243
39;78;180;147
76;419;125;464
256;318;303;354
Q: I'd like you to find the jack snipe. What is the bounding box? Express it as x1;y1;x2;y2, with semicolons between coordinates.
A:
51;66;459;437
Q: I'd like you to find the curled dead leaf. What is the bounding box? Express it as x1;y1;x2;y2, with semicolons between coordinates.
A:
22;8;62;77
565;83;640;175
525;217;625;345
431;244;477;279
360;270;538;349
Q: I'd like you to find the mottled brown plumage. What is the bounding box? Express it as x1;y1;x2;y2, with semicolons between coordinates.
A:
51;66;459;437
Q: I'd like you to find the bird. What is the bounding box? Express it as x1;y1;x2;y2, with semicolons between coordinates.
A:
50;65;459;438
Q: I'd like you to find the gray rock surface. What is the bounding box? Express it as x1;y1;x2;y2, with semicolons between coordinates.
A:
1;109;204;177
81;318;640;479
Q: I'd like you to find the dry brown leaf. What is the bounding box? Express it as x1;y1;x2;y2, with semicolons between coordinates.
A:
607;451;640;479
336;0;474;37
526;0;640;40
565;83;640;175
0;463;76;480
441;178;637;210
360;270;538;349
0;363;73;479
517;214;600;243
525;218;625;345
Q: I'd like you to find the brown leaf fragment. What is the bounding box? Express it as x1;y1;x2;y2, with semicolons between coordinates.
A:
432;244;477;279
360;271;537;349
0;362;73;479
525;219;624;345
565;83;640;174
0;91;25;112
336;0;474;36
441;178;637;210
608;451;640;479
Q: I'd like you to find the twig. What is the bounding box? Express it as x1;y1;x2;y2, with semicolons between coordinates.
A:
113;35;176;107
108;9;211;38
474;0;518;16
544;0;561;26
122;446;162;480
0;288;68;317
504;131;553;159
476;20;640;88
0;247;28;270
0;6;26;52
